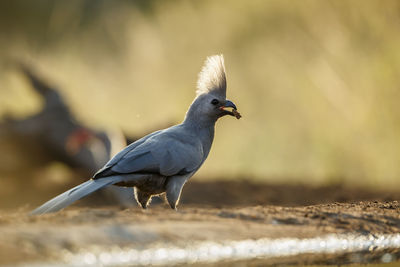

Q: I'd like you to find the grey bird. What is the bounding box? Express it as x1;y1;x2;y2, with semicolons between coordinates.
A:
30;55;241;215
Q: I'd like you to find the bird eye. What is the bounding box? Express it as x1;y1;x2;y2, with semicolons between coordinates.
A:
211;99;219;105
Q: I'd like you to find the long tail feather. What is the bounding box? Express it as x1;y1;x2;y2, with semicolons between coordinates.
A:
30;176;123;215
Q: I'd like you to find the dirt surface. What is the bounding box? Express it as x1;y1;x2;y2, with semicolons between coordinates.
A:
1;180;400;266
2;177;400;210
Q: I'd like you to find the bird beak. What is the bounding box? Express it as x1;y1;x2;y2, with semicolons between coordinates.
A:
219;100;241;119
223;100;237;110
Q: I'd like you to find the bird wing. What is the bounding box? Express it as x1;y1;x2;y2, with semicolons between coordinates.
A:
94;128;203;178
93;129;163;177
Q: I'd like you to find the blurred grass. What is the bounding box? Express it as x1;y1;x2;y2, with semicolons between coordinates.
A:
1;0;400;187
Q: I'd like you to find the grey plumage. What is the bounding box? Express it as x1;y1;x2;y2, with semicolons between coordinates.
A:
30;54;240;215
30;177;122;214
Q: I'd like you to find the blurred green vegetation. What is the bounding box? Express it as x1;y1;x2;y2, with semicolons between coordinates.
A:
1;0;400;187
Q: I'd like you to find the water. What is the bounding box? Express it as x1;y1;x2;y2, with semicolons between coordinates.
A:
16;233;400;266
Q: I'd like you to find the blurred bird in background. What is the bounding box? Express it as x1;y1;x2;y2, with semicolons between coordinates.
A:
0;63;135;207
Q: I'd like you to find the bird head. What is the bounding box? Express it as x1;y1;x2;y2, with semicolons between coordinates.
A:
185;55;241;123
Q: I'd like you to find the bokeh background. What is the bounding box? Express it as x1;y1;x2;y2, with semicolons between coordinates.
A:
1;0;400;193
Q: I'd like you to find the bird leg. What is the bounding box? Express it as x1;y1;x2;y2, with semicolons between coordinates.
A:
134;187;152;209
165;176;188;210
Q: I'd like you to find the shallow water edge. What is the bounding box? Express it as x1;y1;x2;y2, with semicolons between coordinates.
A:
15;233;400;267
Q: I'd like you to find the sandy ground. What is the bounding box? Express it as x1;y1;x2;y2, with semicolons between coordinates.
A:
1;201;400;265
1;179;400;265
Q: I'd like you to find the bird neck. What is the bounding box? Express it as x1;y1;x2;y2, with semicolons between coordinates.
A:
183;119;215;163
182;111;217;128
182;110;216;161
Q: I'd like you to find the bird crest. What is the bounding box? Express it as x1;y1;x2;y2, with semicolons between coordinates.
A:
196;54;226;98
